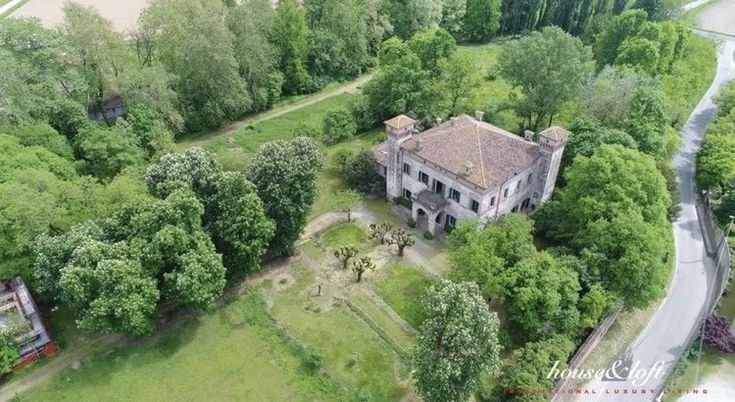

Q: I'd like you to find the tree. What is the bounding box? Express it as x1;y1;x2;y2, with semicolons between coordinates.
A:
34;222;105;297
321;109;357;145
0;332;18;374
579;66;653;126
304;0;371;79
384;0;443;38
499;27;593;131
121;105;175;158
342;150;385;194
625;86;669;157
61;1;129;126
503;252;581;339
273;0;312;94
633;0;664;20
593;10;649;68
334;245;359;269
616;36;660;75
0;134;87;280
414;280;501;402
3;122;74;160
145;147;223;199
578;284;614;329
542;145;671;308
368;222;393;244
104;189;227;308
352;256;375;282
75;125;145;180
406;27;457;76
714;81;735;114
499;335;576;402
696;133;735;193
448;215;535;300
463;0;501;42
58;244;160;336
560;116;638;178
363;51;436;121
329;190;361;222
703;314;735;353
247;137;323;256
438;53;480;116
388;228;416;256
440;0;466;37
140;0;250;131
228;0;283;111
206;172;275;276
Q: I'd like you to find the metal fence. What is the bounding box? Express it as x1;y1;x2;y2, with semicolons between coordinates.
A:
652;204;732;399
549;305;624;402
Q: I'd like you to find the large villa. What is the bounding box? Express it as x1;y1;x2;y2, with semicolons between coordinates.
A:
374;112;570;235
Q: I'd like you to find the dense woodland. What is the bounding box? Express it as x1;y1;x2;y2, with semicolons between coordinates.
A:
0;0;720;399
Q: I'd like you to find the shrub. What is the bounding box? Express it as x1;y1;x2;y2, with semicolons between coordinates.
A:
322;109;357;145
407;218;417;228
342;150;384;194
303;350;324;371
703;314;735;353
423;230;434;240
393;196;412;209
348;94;378;131
0;332;18;374
333;149;354;170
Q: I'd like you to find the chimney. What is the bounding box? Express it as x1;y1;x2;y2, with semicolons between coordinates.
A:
463;162;474;176
414;138;422;151
524;130;535;142
475;110;484;122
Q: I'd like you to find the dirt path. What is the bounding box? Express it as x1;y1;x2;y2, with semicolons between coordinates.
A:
0;334;120;401
177;73;373;151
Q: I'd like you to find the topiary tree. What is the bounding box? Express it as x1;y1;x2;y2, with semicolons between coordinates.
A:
334;245;359;270
0;331;18;374
352;256;375;282
321;109;357;145
368;222;393;244
414;280;501;402
388;228;415;256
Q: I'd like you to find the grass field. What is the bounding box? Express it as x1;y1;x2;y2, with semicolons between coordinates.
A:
374;263;436;329
17;214;446;401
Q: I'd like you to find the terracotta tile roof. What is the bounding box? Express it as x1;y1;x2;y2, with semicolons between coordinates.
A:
401;115;540;189
539;126;571;141
384;114;416;130
373;142;388;166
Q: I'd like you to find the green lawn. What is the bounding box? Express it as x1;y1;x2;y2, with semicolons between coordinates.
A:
321;223;368;250
374;263;436;329
189;93;356;172
268;262;409;401
21;290;349;402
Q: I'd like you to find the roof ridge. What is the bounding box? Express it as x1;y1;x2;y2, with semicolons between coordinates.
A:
474;125;487;187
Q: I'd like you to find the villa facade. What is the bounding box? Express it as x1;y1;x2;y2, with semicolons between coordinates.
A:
373;112;569;235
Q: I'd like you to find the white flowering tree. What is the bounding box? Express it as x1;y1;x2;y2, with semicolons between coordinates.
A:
414;280;501;402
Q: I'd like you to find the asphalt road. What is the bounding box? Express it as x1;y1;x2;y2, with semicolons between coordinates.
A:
580;30;735;402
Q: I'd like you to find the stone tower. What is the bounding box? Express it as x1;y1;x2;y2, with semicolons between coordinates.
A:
537;126;570;202
384;115;416;199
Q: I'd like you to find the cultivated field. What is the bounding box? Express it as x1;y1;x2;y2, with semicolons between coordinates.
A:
11;0;149;32
697;0;735;35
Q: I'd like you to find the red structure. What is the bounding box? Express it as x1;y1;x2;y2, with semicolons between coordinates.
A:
0;278;57;371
